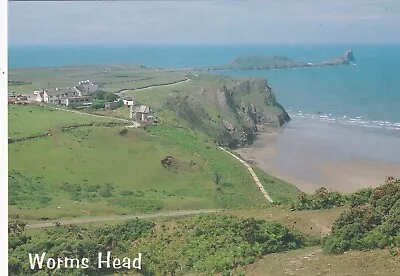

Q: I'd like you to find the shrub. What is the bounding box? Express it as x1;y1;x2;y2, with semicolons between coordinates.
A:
292;187;347;210
323;179;400;254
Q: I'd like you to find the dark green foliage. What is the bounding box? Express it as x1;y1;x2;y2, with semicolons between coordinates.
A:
323;179;400;254
90;100;105;109
59;182;114;202
92;90;118;102
291;187;347;210
8;219;154;275
214;171;222;185
135;214;310;275
348;187;373;207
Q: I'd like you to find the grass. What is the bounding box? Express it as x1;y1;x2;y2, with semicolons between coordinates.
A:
239;247;400;276
8;104;118;139
8;65;187;94
228;206;345;238
253;166;300;204
9;126;214;221
8;106;279;222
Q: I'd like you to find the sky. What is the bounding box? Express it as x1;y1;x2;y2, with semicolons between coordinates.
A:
8;0;400;45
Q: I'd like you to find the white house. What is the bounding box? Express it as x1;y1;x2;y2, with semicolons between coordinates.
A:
123;96;135;107
130;105;153;122
43;87;78;104
26;87;79;104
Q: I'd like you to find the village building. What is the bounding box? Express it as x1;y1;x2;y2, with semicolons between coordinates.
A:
65;96;92;107
105;101;120;110
8;91;16;103
130;105;154;122
122;96;135;107
44;87;79;104
25;87;79;104
76;80;99;95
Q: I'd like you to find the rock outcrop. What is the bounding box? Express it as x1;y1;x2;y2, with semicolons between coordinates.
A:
344;49;355;62
164;78;290;149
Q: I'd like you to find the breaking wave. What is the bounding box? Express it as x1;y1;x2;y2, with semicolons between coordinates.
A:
288;110;400;131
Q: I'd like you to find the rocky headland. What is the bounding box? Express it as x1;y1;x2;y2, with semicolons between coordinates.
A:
164;77;290;148
166;50;355;72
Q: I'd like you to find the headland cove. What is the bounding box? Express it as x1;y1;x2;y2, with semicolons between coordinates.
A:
8;51;400;275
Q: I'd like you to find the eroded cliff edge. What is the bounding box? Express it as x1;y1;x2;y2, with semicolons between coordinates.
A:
165;78;290;149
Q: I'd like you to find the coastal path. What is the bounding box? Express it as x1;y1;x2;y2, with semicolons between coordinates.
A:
26;209;221;229
41;105;140;128
117;78;191;94
218;146;274;203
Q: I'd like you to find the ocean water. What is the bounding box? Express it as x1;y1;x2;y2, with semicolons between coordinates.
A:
8;44;400;134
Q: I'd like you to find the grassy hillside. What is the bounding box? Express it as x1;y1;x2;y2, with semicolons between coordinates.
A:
9;104;299;222
8;104;121;139
124;74;290;148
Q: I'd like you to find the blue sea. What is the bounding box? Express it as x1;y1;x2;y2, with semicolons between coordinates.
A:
8;44;400;135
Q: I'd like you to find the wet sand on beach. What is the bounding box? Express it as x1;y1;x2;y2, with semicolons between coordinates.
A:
236;119;400;194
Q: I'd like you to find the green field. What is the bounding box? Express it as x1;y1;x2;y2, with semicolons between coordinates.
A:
8;65;187;94
8;104;119;139
8;104;299;223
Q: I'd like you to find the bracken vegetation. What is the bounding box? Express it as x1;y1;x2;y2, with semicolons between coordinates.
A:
323;178;400;255
9;219;155;275
9;215;315;275
135;214;316;275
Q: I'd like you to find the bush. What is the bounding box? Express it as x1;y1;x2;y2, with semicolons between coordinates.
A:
135;214;312;275
323;179;400;254
90;99;105;109
292;187;347;210
8;219;154;275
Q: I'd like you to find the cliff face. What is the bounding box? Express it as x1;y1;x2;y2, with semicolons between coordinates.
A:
165;78;290;148
344;49;355;62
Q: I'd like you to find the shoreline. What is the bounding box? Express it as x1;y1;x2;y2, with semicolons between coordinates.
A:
236;120;400;194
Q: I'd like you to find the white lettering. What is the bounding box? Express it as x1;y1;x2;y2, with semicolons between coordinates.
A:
28;253;46;269
81;258;89;269
47;258;56;269
65;257;80;268
57;258;64;269
113;258;121;269
98;251;111;268
133;253;141;270
122;257;131;269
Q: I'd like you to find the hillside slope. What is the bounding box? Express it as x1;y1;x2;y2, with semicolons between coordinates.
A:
126;75;290;148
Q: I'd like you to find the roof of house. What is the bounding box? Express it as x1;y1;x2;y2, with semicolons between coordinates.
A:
45;87;76;96
132;105;150;113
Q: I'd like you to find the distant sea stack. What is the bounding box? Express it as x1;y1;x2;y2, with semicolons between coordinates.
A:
344;49;355;62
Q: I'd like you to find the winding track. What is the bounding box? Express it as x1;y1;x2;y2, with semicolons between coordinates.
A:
26;209;221;229
26;77;274;229
218;147;274;203
117;78;191;94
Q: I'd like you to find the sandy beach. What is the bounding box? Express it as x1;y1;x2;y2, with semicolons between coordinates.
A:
236;119;400;194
